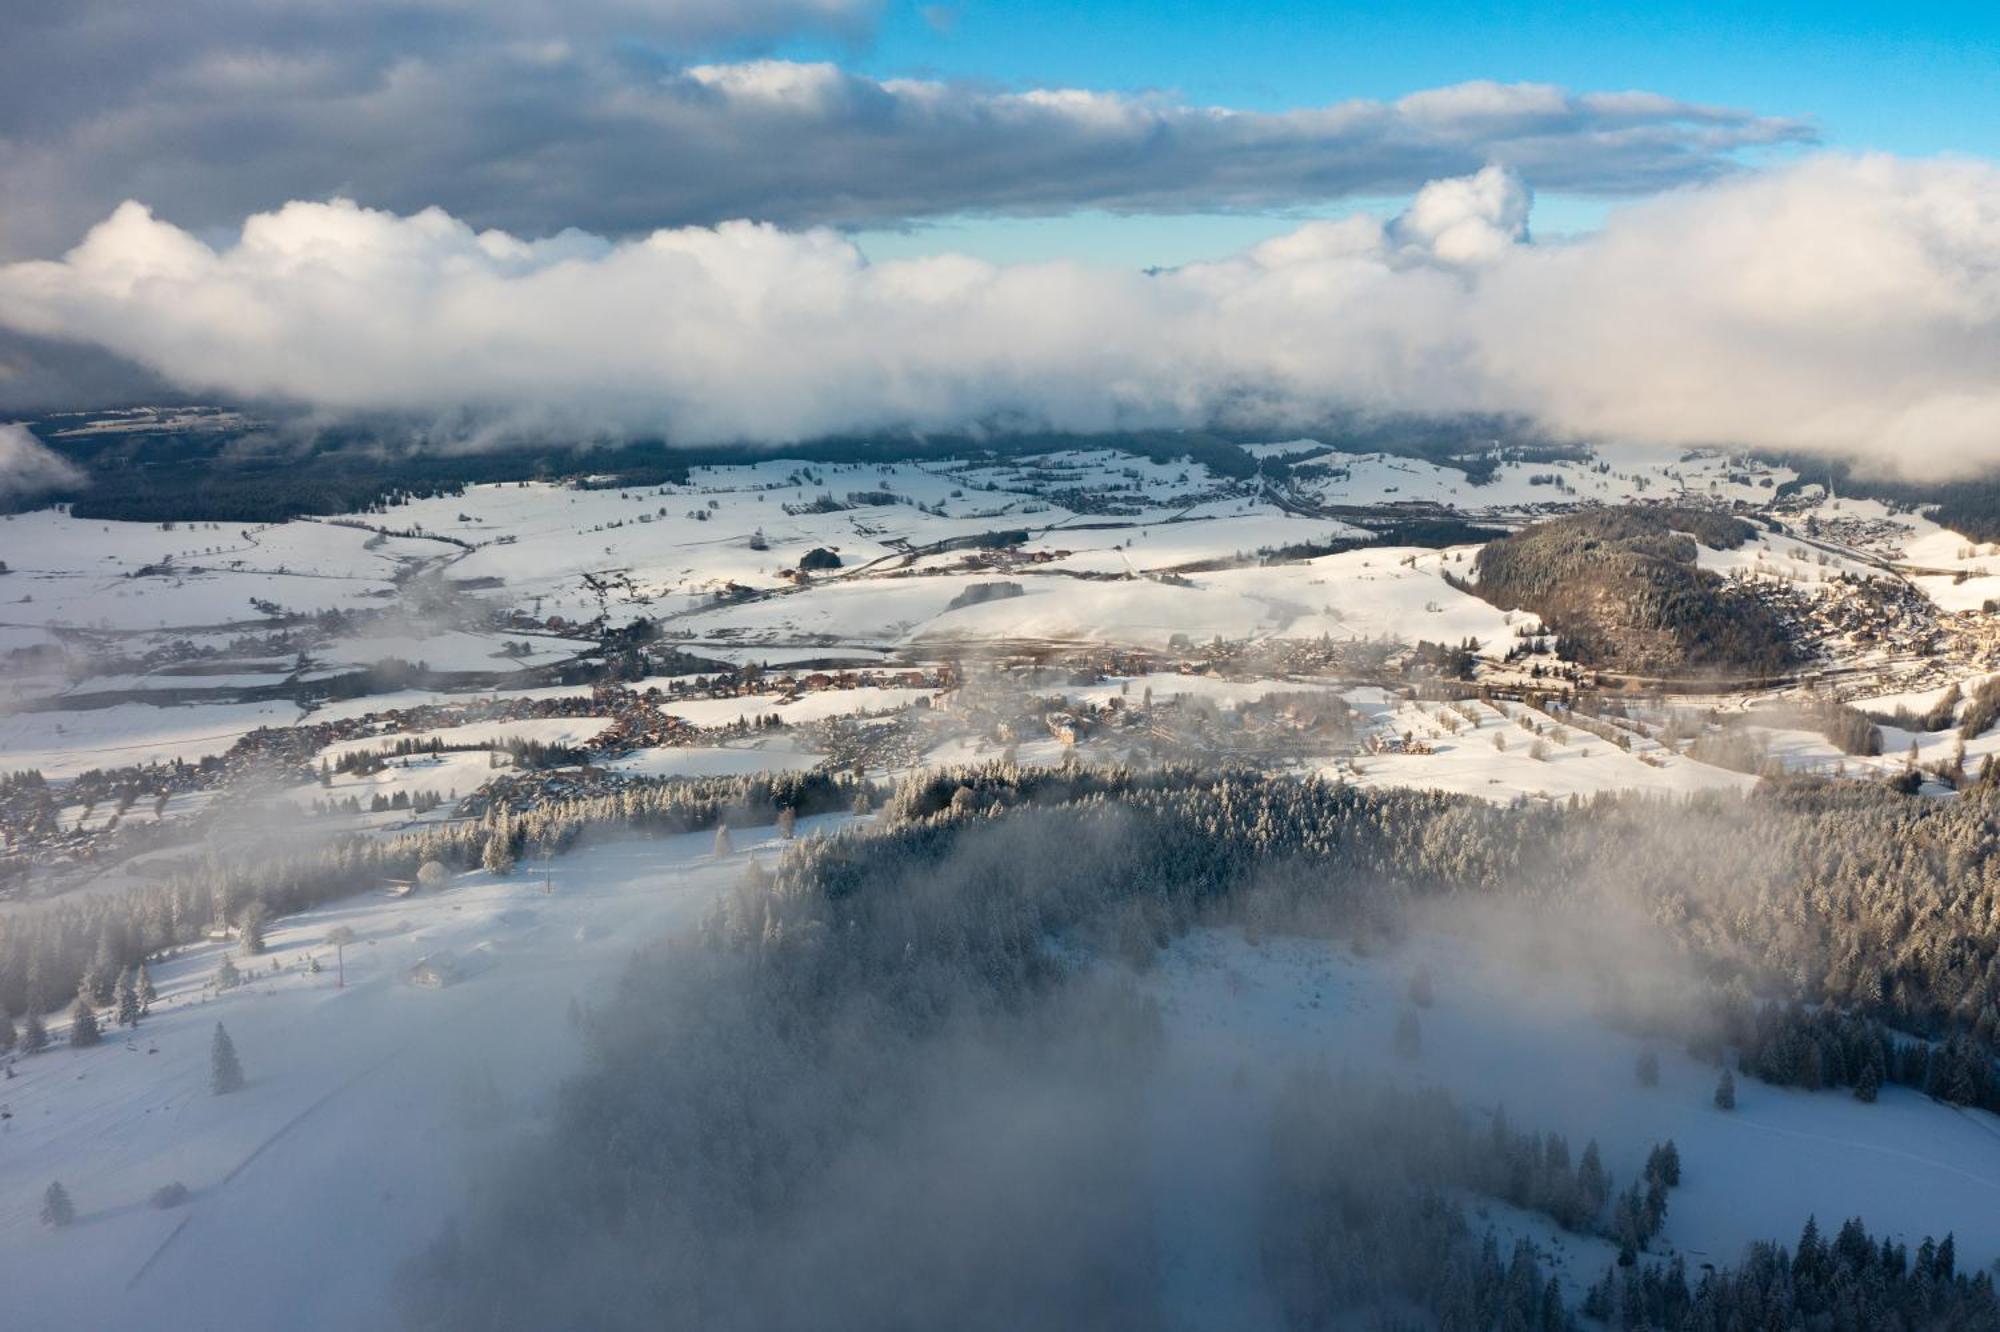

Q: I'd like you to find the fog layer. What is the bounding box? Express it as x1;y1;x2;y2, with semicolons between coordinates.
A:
4;154;1998;475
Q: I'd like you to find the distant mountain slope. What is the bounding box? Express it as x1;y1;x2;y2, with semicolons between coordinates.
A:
1470;506;1796;675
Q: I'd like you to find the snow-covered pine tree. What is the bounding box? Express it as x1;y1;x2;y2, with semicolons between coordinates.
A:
22;1010;47;1053
481;830;516;876
215;954;242;990
137;962;157;1012
239;902;268;955
712;823;733;858
211;1022;245;1094
68;996;101;1047
115;967;141;1027
0;1009;14;1054
84;933;119;1004
40;1180;74;1228
1714;1068;1736;1109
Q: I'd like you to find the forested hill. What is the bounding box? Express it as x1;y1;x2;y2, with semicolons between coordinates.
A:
1470;506;1795;676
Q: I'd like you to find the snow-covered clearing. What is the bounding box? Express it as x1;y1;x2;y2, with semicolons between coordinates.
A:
0;827;816;1330
0;700;301;779
606;739;823;779
1139;927;2000;1329
1334;697;1753;802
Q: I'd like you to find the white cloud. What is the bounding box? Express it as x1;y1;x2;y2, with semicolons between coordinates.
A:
2;155;1997;476
0;424;86;499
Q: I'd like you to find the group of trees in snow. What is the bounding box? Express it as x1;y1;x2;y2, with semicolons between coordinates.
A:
1264;1067;1685;1329
1721;1000;2000;1111
1465;506;1795;675
397;761;2000;1329
879;766;2000;1066
0;769;867;1022
17;755;2000;1320
0;957;153;1056
1583;1215;1998;1330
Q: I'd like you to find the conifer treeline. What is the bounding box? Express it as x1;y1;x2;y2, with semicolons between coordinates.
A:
0;769;862;1017
1583;1215;1997;1329
20;761;2000;1060
402;764;2000;1328
1265;1068;1686;1330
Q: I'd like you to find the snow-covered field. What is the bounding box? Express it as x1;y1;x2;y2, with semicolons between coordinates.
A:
0;827;810;1330
606;739;822;779
1140;927;2000;1329
0;700;302;779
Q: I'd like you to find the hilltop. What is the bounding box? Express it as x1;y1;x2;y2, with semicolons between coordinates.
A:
1470;506;1796;677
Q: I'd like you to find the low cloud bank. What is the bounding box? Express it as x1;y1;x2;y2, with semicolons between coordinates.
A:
0;422;87;498
3;153;1997;476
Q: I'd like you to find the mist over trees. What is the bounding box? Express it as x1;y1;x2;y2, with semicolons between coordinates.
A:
7;747;2000;1322
1264;1068;1697;1327
396;762;2000;1328
0;769;866;1021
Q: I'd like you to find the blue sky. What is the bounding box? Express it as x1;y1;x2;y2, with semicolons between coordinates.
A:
799;0;2000;265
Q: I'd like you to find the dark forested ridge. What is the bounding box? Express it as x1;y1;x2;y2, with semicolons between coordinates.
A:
1469;507;1796;675
9;412;1552;523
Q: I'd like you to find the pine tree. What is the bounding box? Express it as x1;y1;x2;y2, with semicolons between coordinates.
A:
1714;1068;1736;1110
115;967;141;1027
0;1009;13;1054
776;807;796;840
136;962;156;1012
215;954;241;990
210;1022;245;1095
22;1010;47;1053
238;901;268;955
1855;1057;1882;1103
40;1180;74;1228
1578;1140;1610;1216
481;831;516;876
84;933;118;1004
68;996;101;1048
712;823;733;858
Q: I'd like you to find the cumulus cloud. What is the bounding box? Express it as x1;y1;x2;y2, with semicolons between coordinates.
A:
0;0;1804;260
0;423;87;499
2;155;1997;476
